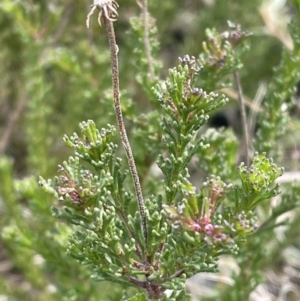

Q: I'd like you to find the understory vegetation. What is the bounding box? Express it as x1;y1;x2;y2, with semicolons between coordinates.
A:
1;0;300;300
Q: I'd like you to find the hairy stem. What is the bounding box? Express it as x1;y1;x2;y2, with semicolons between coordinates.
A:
103;17;148;252
233;71;250;165
140;0;155;79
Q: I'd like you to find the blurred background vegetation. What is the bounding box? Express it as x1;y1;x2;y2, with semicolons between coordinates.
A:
0;0;300;300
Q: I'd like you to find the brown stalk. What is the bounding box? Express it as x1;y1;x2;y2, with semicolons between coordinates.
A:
103;16;148;251
233;71;250;165
140;0;155;79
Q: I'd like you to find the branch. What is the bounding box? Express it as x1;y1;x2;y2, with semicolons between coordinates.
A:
233;71;250;165
249;82;266;138
138;0;155;79
103;16;148;252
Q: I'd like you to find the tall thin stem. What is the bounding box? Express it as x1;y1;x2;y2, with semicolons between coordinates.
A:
103;17;148;251
140;0;155;79
233;71;250;165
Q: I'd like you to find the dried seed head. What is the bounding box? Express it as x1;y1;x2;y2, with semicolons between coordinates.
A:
86;0;119;28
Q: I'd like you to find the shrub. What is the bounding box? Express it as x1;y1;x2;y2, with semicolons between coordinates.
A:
1;1;300;300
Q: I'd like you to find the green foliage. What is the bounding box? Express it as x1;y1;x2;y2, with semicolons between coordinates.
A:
1;1;300;301
197;22;251;91
255;21;300;156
